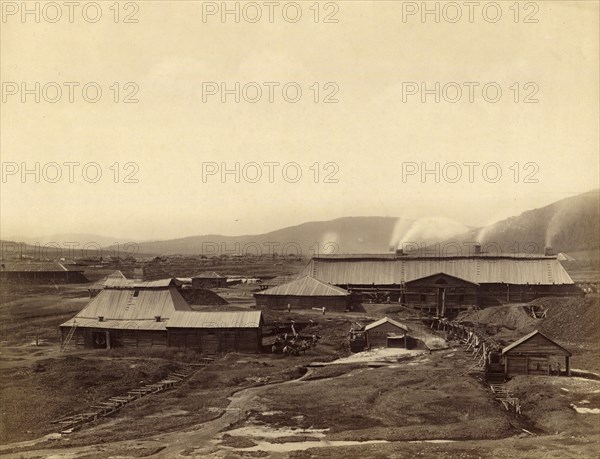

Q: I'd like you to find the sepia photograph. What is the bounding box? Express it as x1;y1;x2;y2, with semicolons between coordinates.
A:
1;1;599;457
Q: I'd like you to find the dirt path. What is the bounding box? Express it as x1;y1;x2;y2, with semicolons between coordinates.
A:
0;368;316;458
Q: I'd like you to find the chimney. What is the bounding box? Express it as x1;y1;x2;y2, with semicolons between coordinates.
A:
474;244;482;255
155;315;161;322
98;316;104;322
396;248;404;257
544;247;554;256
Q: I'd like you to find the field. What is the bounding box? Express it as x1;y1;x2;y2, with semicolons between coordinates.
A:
1;262;599;458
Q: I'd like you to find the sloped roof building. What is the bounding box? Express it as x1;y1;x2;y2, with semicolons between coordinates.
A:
254;276;350;311
299;251;582;316
61;279;262;352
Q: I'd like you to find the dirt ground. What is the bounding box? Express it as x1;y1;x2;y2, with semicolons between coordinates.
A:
1;276;599;458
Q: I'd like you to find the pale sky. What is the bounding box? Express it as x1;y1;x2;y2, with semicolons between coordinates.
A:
1;0;598;241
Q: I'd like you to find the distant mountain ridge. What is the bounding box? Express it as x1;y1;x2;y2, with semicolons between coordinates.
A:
4;190;598;259
443;190;600;256
130;217;410;257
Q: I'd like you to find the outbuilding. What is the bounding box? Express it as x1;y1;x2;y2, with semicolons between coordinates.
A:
254;275;350;311
192;271;227;289
365;317;410;348
0;261;88;284
501;330;571;377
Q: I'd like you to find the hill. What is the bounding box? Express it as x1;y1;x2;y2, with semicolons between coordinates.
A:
130;217;411;256
445;190;599;257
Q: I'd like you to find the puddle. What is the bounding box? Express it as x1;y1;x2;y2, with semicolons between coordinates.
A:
238;439;389;452
261;410;283;416
571;404;600;414
409;439;456;443
146;409;188;418
227;425;327;439
0;432;62;452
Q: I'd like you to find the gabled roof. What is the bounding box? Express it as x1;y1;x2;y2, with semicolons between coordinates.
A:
168;311;262;328
405;272;480;286
261;275;297;287
61;285;192;331
1;261;70;272
501;330;571;356
365;317;409;332
192;271;223;279
255;276;349;297
103;278;181;289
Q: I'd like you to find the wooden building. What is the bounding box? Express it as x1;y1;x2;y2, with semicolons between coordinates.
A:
254;276;350;311
191;271;227;289
167;311;262;353
404;273;479;316
60;279;190;348
364;317;410;348
501;330;571;377
301;250;583;317
60;278;262;353
0;261;88;284
259;275;296;290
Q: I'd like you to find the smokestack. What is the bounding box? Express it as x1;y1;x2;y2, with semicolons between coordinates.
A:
544;247;554;256
474;244;482;255
396;249;404;256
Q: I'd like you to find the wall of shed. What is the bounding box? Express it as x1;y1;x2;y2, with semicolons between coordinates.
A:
61;327;167;348
502;333;569;377
168;328;261;353
255;295;349;311
366;322;408;348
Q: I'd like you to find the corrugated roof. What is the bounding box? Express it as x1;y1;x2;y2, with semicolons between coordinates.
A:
103;278;181;289
261;275;297;287
501;330;571;356
1;261;71;272
255;276;349;297
302;257;574;285
61;286;193;330
365;317;409;332
192;271;223;279
61;318;168;331
314;253;558;260
168;311;262;328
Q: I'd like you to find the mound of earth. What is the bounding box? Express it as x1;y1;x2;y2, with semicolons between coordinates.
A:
531;296;600;345
457;304;537;335
178;288;228;306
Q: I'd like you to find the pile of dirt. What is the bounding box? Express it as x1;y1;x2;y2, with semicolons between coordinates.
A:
179;288;228;305
457;305;538;335
531;296;600;344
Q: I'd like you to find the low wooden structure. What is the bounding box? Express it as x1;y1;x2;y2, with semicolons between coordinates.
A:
501;330;571;377
60;279;262;354
167;311;263;353
191;271;227;289
0;261;88;284
254;276;350;311
364;317;410;348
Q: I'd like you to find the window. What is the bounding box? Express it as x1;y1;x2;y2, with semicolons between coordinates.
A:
133;290;139;297
420;294;426;302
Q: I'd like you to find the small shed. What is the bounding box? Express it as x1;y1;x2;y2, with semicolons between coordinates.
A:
254;276;350;311
192;271;227;289
365;317;410;348
501;330;571;377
